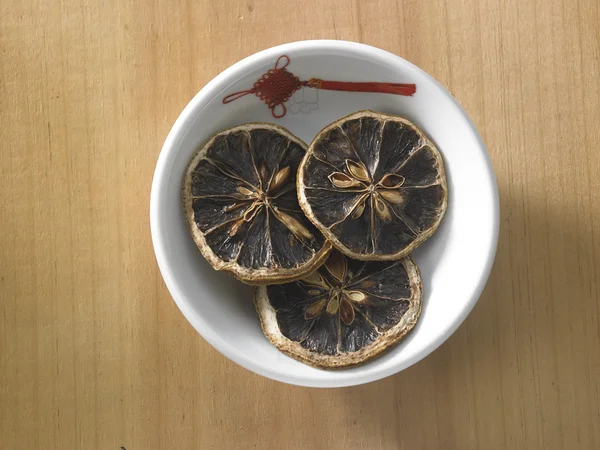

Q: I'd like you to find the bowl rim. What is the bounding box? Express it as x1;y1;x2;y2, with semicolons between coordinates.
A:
150;39;500;387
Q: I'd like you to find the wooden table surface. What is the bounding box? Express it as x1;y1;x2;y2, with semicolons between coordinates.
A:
2;0;599;448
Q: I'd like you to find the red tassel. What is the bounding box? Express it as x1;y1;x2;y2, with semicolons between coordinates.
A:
310;79;416;96
222;55;417;118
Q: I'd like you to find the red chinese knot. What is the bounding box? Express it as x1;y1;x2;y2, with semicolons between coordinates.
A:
222;55;416;118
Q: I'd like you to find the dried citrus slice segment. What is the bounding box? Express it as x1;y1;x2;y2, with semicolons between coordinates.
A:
183;123;331;284
298;110;448;260
255;251;422;368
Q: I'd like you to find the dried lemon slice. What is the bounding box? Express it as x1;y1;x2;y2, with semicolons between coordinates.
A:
298;110;448;260
183;123;331;284
255;251;422;368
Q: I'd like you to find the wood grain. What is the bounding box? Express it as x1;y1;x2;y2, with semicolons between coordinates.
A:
1;0;599;448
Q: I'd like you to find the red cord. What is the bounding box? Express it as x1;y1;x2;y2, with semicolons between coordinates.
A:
222;55;307;118
222;55;416;118
315;80;416;96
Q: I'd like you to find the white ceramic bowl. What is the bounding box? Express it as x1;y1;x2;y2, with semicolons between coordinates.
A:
150;40;499;387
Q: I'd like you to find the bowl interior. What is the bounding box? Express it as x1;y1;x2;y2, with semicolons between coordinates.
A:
151;41;498;387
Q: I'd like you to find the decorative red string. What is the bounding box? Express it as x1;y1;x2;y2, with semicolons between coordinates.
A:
222;55;416;118
313;80;416;96
223;55;307;118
